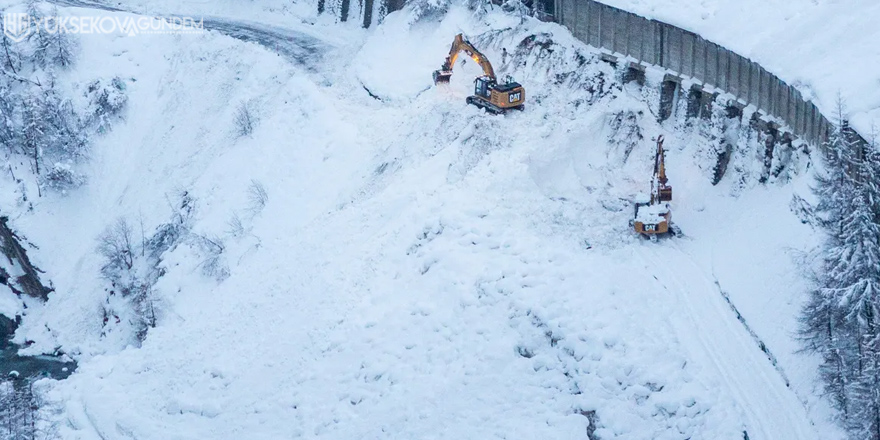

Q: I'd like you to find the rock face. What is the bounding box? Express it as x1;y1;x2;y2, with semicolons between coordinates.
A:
0;314;15;350
0;217;52;301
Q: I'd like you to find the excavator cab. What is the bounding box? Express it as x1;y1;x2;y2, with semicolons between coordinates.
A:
433;34;526;114
474;76;491;98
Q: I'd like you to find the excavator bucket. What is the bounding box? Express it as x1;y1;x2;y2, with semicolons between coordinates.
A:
433;69;452;84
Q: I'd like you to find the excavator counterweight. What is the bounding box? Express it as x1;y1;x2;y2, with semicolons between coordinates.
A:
432;33;525;113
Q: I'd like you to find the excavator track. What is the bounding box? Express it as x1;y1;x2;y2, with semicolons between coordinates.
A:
466;96;502;114
466;96;524;114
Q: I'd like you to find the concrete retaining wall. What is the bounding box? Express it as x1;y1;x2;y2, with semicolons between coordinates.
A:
552;0;838;146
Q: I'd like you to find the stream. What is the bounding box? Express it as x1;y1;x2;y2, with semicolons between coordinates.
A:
0;314;76;381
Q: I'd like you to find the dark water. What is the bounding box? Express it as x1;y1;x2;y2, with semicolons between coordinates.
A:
0;315;76;381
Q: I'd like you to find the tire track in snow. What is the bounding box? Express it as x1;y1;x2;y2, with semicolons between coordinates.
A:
713;275;793;388
637;244;818;440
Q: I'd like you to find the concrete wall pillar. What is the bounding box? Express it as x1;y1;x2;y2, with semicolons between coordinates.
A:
659;78;679;122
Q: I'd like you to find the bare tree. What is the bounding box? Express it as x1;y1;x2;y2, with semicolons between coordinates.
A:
97;217;134;275
234;102;255;137
247;179;268;214
193;233;229;281
226;211;245;238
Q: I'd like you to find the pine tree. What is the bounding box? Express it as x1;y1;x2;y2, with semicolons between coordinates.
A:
800;102;868;425
0;20;23;74
31;7;76;69
0;379;41;440
844;135;880;440
801;99;880;439
801;282;852;416
19;93;45;178
0;85;16;152
812;100;857;231
826;181;880;325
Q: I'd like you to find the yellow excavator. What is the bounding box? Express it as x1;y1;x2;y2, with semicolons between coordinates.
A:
633;136;675;239
433;33;525;114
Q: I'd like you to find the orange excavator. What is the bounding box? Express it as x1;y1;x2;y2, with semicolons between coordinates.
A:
633;136;675;239
433;33;525;114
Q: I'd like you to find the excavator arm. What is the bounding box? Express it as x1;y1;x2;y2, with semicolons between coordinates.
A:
433;33;496;84
653;136;673;202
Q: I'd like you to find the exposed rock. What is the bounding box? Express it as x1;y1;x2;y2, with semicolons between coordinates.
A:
0;217;52;301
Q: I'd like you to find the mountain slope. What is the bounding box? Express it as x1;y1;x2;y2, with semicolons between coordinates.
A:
0;2;845;439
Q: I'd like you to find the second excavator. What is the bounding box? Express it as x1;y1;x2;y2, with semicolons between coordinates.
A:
433;33;525;114
633;136;676;239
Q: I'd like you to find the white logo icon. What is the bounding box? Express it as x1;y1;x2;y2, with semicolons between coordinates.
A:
3;13;32;43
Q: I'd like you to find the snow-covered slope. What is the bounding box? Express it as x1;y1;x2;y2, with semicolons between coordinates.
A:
0;2;849;439
76;0;880;140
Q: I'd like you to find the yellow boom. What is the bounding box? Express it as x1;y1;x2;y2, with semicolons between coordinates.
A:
433;33;496;83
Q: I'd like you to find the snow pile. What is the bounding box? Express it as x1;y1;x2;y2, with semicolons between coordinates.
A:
0;1;849;439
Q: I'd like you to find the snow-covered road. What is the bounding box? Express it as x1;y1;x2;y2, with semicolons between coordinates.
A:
641;244;817;439
49;0;332;68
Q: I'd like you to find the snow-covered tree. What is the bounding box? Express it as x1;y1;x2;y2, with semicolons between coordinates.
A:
0;7;124;196
0;378;46;440
0;84;16;150
31;8;77;69
19;93;45;179
843;135;880;439
801;99;880;439
0;20;23;74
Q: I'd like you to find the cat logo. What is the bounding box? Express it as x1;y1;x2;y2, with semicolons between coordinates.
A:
644;224;656;232
508;92;522;103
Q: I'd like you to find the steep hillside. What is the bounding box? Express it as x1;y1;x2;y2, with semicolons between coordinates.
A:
0;2;846;439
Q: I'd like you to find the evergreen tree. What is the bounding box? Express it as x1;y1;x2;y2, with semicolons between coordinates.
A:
19;93;45;179
845;135;880;439
0;20;23;74
801;100;880;439
0;84;16;151
31;8;76;69
0;379;41;440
